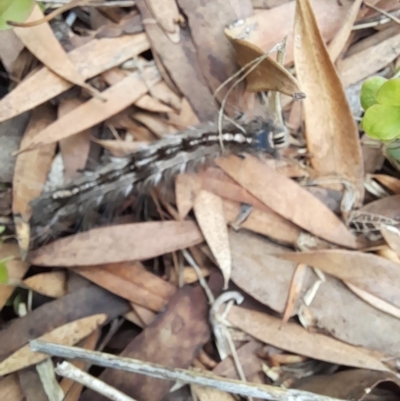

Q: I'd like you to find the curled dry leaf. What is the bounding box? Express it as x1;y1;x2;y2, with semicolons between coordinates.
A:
19;66;161;152
273;250;400;309
30;221;204;267
14;5;98;97
92;138;150;158
224;1;357;66
194;190;231;288
0;33;150;123
293;0;364;200
216;155;357;248
23;271;67;299
0;314;106;376
228;306;388;372
372;174;400;195
224;32;303;97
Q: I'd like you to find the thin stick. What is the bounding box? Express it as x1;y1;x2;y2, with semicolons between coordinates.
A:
55;361;137;401
30;340;347;401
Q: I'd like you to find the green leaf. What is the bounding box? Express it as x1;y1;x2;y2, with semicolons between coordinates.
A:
0;0;35;31
360;76;387;110
0;260;8;284
376;78;400;107
0;225;5;235
361;104;400;141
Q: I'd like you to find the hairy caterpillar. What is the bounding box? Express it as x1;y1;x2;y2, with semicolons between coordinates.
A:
29;117;275;246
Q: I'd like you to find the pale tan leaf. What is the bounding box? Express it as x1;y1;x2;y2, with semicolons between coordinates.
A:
175;174;202;220
194;190;231;288
216;155;357;248
372;174;400;195
228;306;388;371
273;250;400;309
58;99;91;183
14;6;96;95
282;263;308;324
345;282;400;320
381;226;400;256
192;386;236;401
30;221;204;267
339;32;400;88
0;34;150;122
0;314;106;376
92;138;150;157
327;0;363;62
0;374;23;401
293;0;364;198
12;105;56;220
146;0;181;42
19;67;161;152
0;243;29;310
222;199;300;245
23;272;67;298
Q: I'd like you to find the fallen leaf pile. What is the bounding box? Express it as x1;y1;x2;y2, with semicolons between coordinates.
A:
1;1;400;401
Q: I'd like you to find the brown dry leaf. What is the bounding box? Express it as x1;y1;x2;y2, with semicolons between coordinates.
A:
58;99;91;183
281;263;308;325
327;0;363;62
30;221;204;267
0;243;29;310
225;34;303;97
0;34;150;122
372;174;400;195
102;68;174;113
295;369;400;400
136;0;218;121
274;250;400;309
13;5;97;96
0;30;24;74
0;374;23;401
194;190;231;288
228;306;388;371
176;0;253;114
130;303;156;327
222;199;300;245
0;285;129;360
23;271;67;298
230;231;400;354
345;282;400;320
73;262;176;311
381;226;400;256
225;1;356;65
339;31;400;88
12;105;56;220
19;67;161;152
216;155;357;248
360;195;400;220
132;112;177;138
167;98;199;129
146;0;181;39
192;386;236;401
293;0;364;198
230;231;312;315
80;285;210;401
175;174;202;219
213;341;262;380
92;138;149;157
0;314;106;376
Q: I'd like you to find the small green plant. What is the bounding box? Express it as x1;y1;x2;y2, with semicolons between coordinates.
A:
0;0;35;30
361;74;400;168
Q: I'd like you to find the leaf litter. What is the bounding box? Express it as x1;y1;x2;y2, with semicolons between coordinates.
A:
1;0;400;401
